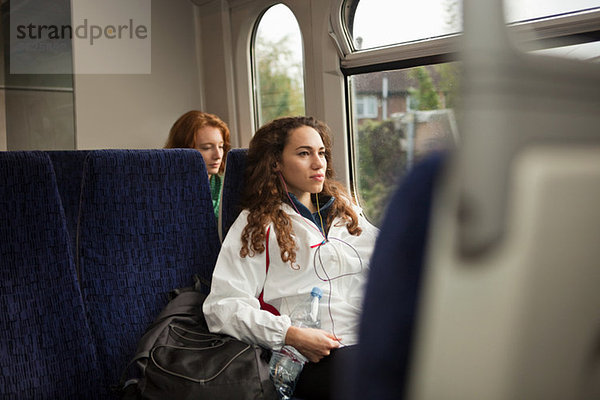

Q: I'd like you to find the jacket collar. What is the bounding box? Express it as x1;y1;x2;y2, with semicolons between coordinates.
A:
285;193;334;234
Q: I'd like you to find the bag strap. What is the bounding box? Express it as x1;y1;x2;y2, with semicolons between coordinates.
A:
115;350;149;394
258;226;280;316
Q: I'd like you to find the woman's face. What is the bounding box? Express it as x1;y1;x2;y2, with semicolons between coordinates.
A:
194;125;224;177
276;125;327;209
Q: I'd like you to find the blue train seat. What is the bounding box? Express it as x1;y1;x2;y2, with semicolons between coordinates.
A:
0;151;102;399
347;152;446;400
46;150;90;270
76;149;221;394
219;148;248;241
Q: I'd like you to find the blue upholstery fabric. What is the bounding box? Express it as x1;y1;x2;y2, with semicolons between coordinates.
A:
77;149;221;394
220;148;248;240
0;151;102;399
344;152;447;400
46;150;90;268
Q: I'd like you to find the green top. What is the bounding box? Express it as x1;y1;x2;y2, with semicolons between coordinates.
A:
209;174;222;219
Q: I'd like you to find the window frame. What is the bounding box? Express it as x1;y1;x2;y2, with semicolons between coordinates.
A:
330;1;600;70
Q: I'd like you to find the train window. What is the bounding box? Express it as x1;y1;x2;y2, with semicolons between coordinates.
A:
349;63;460;225
252;4;305;129
348;0;462;50
1;0;75;150
341;0;599;225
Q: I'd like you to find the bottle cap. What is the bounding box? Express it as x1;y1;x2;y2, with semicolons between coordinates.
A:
311;287;323;299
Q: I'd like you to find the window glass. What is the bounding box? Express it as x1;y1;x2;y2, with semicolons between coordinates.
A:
504;1;600;23
503;1;600;62
349;63;460;225
532;41;600;63
252;4;305;128
349;0;462;50
1;0;75;150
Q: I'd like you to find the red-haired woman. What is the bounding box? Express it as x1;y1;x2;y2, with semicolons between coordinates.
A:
203;116;378;399
165;110;231;218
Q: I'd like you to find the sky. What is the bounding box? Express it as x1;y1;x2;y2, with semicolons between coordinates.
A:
255;4;304;67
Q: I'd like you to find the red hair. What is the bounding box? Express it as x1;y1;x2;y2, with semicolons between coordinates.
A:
165;111;231;175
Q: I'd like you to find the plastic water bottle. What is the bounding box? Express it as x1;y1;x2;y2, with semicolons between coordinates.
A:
269;346;307;400
289;287;322;329
269;287;323;400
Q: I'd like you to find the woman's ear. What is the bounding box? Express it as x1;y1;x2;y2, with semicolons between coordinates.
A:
272;162;280;172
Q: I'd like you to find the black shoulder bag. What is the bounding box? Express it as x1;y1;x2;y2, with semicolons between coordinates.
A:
118;276;277;400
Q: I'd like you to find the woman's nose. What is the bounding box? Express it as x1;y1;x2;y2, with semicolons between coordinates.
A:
312;155;325;168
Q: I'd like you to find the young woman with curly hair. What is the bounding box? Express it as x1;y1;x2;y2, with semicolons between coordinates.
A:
203;116;379;399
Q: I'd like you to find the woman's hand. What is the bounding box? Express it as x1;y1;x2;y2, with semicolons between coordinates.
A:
284;326;341;363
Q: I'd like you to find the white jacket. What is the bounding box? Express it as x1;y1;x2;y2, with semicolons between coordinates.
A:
203;202;379;350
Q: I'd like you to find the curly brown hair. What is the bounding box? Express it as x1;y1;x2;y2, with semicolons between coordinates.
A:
239;116;362;266
165;111;231;175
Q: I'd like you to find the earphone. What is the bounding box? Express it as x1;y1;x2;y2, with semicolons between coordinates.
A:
277;169;364;344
